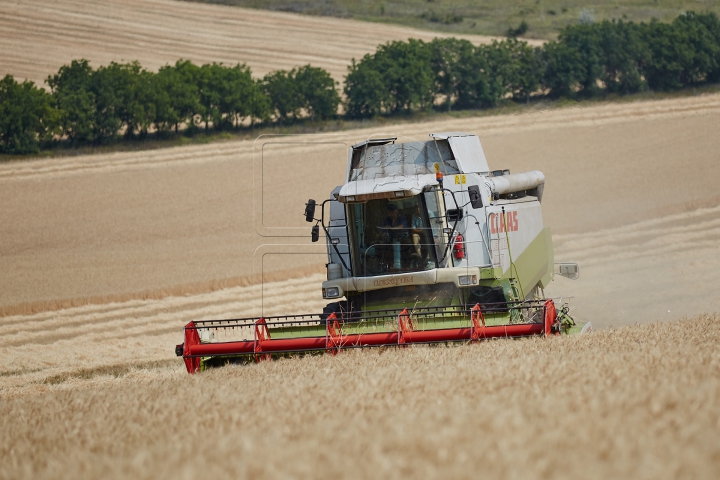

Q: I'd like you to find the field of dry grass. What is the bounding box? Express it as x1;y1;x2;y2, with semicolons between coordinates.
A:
1;315;719;479
195;0;720;39
0;0;515;85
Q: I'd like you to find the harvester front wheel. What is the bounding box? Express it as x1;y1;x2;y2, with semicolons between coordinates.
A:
320;301;355;324
320;302;344;325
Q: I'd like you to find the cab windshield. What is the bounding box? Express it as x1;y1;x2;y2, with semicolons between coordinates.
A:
347;192;446;277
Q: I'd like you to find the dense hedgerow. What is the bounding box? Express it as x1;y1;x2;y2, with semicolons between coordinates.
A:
1;12;719;154
0;60;339;154
345;11;720;116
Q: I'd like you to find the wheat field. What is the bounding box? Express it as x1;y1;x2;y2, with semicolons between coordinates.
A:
1;315;719;479
2;2;720;476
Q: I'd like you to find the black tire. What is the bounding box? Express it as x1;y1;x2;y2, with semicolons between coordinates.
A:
320;302;343;325
320;300;357;324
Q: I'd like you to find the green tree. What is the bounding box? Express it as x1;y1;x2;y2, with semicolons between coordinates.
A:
344;57;389;118
642;19;695;91
95;62;154;138
343;39;433;117
484;39;544;104
197;63;225;130
247;78;271;126
671;12;720;85
149;65;179;135
294;65;339;120
0;75;58;154
372;39;434;113
89;62;154;142
556;23;604;96
263;69;302;123
428;37;475;111
46;59;95;144
692;12;720;82
454;44;505;109
596;20;649;94
170;60;204;132
541;40;585;98
217;63;270;127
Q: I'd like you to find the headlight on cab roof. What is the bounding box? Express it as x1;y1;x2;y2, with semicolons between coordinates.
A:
323;287;341;298
458;274;478;286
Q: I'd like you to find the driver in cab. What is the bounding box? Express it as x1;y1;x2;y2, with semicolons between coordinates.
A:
378;203;408;270
379;203;409;241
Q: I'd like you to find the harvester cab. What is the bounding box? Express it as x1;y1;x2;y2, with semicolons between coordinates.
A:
177;132;584;373
311;133;557;315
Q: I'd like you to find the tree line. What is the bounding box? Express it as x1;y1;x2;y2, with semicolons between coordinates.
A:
0;61;339;154
1;11;719;155
345;11;720;116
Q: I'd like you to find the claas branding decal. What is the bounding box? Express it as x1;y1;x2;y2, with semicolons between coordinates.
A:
489;211;519;233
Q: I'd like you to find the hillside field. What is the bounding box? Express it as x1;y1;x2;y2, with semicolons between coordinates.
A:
192;0;720;38
1;2;719;477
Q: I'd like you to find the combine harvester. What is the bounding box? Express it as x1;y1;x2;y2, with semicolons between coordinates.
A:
177;133;584;373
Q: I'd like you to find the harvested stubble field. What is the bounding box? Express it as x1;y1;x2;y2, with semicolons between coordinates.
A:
2;93;720;321
1;315;719;479
0;0;514;85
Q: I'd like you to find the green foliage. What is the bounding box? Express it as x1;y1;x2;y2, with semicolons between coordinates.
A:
643;12;720;90
212;63;268;128
263;69;302;123
344;58;391;118
454;44;503;109
344;39;434;116
89;64;123;142
4;11;720;156
169;60;205;131
152;61;199;134
540;40;584;98
47;60;95;144
487;39;544;103
428;38;475;111
264;65;339;122
294;65;340;120
558;20;651;96
4;58;335;153
376;40;435;113
595;20;649;94
421;10;463;25
507;20;529;38
344;11;720;117
0;75;58;154
347;36;545;112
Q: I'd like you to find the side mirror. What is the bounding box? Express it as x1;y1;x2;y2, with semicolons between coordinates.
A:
468;185;483;209
304;199;316;223
311;225;319;242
